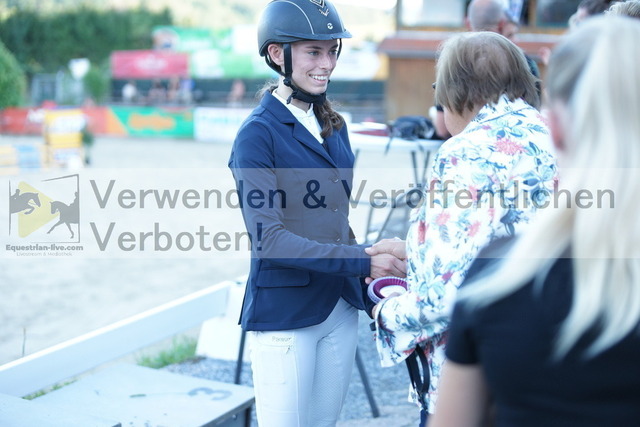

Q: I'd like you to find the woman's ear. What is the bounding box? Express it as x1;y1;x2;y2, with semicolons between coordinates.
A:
267;44;284;69
464;16;472;31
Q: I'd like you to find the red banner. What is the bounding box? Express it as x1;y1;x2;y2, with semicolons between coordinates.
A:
1;107;110;136
111;50;189;79
0;108;45;135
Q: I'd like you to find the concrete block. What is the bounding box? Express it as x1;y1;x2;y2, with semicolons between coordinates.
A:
0;393;120;427
197;281;252;361
35;364;254;427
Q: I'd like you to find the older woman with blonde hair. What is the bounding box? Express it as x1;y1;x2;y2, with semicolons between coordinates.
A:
430;15;640;426
367;30;557;424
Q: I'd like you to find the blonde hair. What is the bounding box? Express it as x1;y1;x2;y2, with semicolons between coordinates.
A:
606;0;640;18
434;31;539;115
459;16;640;358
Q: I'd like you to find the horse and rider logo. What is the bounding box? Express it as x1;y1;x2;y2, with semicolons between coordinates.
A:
309;0;330;16
9;174;80;241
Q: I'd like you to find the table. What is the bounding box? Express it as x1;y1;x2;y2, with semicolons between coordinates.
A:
349;128;443;186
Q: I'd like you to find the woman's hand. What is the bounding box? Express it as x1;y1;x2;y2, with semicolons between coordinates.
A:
366;238;407;260
365;238;407;284
368;253;407;283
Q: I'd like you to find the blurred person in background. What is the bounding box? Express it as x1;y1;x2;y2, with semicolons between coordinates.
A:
226;79;246;107
540;0;618;65
466;0;540;82
147;79;166;104
430;15;640;427
466;0;519;41
121;80;137;104
570;0;618;27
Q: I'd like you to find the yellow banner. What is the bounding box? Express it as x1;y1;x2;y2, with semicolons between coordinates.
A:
44;109;85;148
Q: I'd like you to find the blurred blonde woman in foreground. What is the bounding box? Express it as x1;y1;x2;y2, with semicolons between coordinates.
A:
430;15;640;427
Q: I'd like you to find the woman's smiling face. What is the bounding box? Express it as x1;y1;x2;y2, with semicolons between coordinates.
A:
289;39;339;95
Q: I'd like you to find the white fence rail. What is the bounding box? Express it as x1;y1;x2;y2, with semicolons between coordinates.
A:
0;281;232;397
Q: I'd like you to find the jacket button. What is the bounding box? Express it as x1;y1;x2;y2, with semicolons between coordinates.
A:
335;236;342;242
331;207;338;212
331;176;339;183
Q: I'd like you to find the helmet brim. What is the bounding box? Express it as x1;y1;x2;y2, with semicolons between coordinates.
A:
274;29;352;41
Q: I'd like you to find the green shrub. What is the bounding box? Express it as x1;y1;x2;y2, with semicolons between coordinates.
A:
84;65;109;104
0;7;173;76
0;40;26;108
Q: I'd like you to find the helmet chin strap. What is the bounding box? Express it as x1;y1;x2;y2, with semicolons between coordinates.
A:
285;82;327;106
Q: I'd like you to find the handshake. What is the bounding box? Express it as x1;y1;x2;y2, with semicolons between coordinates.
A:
366;238;407;285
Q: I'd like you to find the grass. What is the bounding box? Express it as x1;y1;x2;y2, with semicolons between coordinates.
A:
22;335;198;399
23;380;76;400
136;335;199;369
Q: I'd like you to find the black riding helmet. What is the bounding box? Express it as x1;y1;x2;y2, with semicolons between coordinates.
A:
257;0;352;104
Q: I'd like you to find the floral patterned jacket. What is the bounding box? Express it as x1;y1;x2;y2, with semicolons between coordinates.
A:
374;95;557;412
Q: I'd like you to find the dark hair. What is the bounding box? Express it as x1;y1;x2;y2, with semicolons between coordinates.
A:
259;82;345;139
579;0;617;15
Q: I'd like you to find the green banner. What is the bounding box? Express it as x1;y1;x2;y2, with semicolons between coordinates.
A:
153;26;215;52
110;107;194;138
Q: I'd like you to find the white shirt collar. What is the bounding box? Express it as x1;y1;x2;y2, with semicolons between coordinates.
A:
273;90;323;143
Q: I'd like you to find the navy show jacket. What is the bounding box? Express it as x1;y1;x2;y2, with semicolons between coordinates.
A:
228;91;372;331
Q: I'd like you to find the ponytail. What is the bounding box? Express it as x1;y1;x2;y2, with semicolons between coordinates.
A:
314;98;345;139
